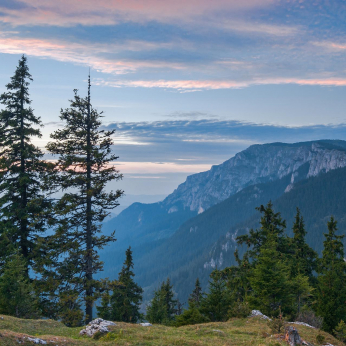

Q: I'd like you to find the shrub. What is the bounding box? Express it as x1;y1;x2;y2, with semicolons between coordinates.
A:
334;320;346;343
316;333;325;344
295;309;323;329
268;313;287;334
229;300;251;319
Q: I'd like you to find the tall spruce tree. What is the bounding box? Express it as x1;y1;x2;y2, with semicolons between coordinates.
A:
46;76;123;323
0;55;51;275
316;217;346;332
98;247;143;322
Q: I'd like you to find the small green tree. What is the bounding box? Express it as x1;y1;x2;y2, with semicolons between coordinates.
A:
0;253;38;318
146;278;177;325
175;300;209;327
200;269;231;322
316;217;346;332
189;278;203;307
223;250;251;303
98;247;143;323
291;208;317;282
334;320;346;343
175;278;209;326
248;234;293;317
291;273;313;314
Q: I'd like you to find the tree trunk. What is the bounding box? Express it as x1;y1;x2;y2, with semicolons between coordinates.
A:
19;81;29;277
85;76;93;323
285;326;302;346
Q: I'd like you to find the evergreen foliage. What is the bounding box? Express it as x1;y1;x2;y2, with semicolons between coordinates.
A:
290;208;317;282
200;269;231;322
98;247;143;323
334;320;346;343
0;55;52;274
175;300;210;327
146;278;177;325
175;278;209;326
316;217;346;332
237;202;287;261
248;234;293;317
189;278;203;307
45;76;123;323
0;253;38;318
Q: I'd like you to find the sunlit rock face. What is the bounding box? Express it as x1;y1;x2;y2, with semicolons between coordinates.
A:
163;141;346;212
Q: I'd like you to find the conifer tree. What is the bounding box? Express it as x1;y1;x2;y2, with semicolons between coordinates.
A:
0;253;38;318
291;208;317;281
146;278;177;325
0;55;51;274
98;247;143;322
223;250;251;303
189;278;203;307
175;277;209;327
46;76;123;323
200;269;231;322
316;217;346;332
237;202;287;261
248;234;293;317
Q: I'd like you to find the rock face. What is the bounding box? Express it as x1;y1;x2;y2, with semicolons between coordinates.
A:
163;141;346;212
79;318;116;337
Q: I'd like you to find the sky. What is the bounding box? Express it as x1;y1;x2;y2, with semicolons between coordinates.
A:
0;0;345;202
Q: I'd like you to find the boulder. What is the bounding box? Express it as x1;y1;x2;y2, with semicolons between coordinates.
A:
79;318;116;337
250;310;271;320
140;323;152;327
26;337;47;344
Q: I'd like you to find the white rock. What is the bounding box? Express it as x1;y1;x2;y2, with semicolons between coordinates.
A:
140;322;152;327
250;310;271;320
288;321;315;329
79;318;116;337
26;337;47;344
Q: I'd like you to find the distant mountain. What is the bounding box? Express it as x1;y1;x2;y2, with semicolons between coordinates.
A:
100;140;346;302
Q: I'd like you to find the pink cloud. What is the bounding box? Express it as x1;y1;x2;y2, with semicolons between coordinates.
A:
1;0;276;27
313;41;346;51
95;78;346;91
0;37;187;74
115;161;212;174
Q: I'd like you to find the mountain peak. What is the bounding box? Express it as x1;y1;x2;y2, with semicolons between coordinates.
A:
163;140;346;212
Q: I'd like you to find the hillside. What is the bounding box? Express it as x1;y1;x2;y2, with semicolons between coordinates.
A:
100;140;346;303
102;140;346;253
102;165;346;304
0;314;342;346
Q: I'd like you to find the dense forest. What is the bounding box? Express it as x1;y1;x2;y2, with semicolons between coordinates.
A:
1;56;346;343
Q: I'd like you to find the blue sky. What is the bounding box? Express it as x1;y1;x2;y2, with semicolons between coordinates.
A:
0;0;345;199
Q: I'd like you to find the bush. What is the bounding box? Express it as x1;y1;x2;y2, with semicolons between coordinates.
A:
316;333;325;344
268;314;287;334
229;300;251;318
334;320;346;343
295;309;323;329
